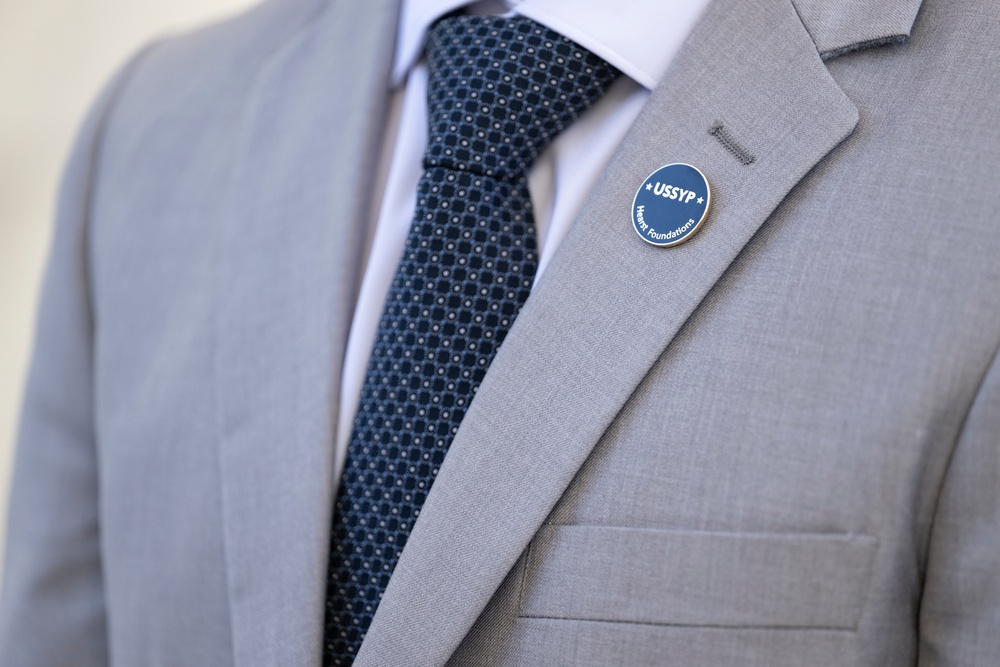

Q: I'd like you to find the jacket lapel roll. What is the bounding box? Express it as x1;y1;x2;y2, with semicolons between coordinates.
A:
357;0;863;664
213;2;400;665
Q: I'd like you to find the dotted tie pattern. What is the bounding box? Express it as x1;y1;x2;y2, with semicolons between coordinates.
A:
322;15;619;665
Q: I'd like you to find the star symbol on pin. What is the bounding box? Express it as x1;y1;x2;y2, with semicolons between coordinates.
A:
697;197;704;204
646;183;653;190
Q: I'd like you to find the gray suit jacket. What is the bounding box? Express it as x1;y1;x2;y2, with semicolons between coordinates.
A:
1;0;998;664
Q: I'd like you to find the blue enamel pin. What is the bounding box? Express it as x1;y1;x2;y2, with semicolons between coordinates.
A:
631;163;711;247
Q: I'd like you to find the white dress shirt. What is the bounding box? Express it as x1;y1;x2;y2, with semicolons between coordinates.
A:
335;0;711;475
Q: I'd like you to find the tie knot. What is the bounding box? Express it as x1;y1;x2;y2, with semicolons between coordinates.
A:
424;15;620;180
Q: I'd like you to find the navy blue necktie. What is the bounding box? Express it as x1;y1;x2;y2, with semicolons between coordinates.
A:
322;15;619;665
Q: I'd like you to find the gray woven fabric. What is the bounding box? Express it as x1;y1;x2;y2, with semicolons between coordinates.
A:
1;0;998;665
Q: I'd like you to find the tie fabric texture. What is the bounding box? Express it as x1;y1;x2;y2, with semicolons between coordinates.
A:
322;15;620;665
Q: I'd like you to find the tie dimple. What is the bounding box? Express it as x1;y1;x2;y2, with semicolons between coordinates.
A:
322;16;619;665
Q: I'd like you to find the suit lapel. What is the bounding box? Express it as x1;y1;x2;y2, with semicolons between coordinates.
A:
791;0;925;58
213;2;400;665
357;0;865;664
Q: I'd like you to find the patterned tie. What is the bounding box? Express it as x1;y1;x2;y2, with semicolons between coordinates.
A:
322;15;619;665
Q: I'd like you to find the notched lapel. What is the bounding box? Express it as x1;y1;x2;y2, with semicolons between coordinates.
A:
791;0;925;58
213;2;400;666
357;0;860;664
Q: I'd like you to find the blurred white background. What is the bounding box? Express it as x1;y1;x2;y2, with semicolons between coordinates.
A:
0;0;258;565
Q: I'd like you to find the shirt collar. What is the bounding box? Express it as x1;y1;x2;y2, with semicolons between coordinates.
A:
392;0;713;90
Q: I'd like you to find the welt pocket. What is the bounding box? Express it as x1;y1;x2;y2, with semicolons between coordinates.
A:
517;525;877;630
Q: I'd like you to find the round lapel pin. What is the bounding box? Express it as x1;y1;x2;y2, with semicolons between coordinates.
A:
631;163;711;247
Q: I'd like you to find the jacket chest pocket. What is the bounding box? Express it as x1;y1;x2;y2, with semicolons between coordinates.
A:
518;525;877;630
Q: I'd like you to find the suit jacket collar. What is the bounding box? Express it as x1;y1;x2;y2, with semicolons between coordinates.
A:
212;0;924;665
791;0;924;58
